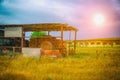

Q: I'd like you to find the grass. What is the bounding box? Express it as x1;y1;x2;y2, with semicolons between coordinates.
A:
0;47;120;80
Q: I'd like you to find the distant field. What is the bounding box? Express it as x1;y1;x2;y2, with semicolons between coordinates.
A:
68;47;120;57
76;47;120;54
0;47;120;80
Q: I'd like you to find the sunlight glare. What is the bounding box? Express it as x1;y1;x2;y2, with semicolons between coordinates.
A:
93;13;105;26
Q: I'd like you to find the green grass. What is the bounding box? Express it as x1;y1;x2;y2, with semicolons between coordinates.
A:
0;47;120;80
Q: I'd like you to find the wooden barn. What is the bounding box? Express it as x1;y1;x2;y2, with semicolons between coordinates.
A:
0;23;78;56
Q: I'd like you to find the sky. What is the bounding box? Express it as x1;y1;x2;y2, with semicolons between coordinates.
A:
0;0;120;39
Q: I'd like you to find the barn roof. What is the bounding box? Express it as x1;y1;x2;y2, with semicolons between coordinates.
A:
0;23;78;32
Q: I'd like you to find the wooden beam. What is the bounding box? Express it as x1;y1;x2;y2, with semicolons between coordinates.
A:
74;31;77;54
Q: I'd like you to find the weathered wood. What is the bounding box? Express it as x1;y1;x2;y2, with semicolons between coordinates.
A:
0;23;78;55
0;23;78;31
74;31;77;54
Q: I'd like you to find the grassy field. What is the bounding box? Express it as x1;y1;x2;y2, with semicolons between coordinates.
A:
0;47;120;80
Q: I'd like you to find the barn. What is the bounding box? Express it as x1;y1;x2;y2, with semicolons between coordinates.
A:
0;23;78;57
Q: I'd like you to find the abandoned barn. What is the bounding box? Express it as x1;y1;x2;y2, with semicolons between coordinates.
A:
0;23;78;56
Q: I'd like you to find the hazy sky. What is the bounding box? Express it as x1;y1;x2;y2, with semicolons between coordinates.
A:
0;0;120;39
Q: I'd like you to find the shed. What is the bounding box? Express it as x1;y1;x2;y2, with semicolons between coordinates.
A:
0;23;78;56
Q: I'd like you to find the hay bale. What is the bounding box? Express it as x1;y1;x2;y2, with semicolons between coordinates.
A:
44;50;61;57
40;41;53;50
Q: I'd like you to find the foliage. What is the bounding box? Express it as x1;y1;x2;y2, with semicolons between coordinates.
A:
31;31;46;38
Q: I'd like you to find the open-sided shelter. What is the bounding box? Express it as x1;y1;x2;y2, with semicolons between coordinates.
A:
0;23;78;56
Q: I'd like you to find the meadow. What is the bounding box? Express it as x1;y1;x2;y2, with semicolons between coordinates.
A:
0;47;120;80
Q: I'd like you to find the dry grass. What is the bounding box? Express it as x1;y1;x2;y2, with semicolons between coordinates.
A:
0;48;120;80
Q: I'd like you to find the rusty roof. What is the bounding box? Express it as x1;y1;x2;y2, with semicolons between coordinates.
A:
0;23;78;32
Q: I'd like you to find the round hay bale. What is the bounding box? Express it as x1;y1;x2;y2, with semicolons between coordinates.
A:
40;41;53;50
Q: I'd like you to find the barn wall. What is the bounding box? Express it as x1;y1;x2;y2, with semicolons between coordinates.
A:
5;27;22;37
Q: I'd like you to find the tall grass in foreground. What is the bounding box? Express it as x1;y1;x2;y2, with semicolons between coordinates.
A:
0;49;120;80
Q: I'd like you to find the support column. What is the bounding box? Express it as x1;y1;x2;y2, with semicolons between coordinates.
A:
61;27;63;42
74;31;77;54
48;31;50;35
60;26;64;55
21;27;24;53
68;30;71;55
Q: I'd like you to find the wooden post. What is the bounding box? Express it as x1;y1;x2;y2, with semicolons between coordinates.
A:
68;31;71;55
74;31;77;54
13;47;15;53
61;27;63;41
21;27;23;53
48;31;50;35
61;26;63;55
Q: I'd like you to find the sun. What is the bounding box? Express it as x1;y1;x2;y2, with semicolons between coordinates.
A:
93;13;105;26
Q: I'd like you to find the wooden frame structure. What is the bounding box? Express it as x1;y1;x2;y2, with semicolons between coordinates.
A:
0;23;78;55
